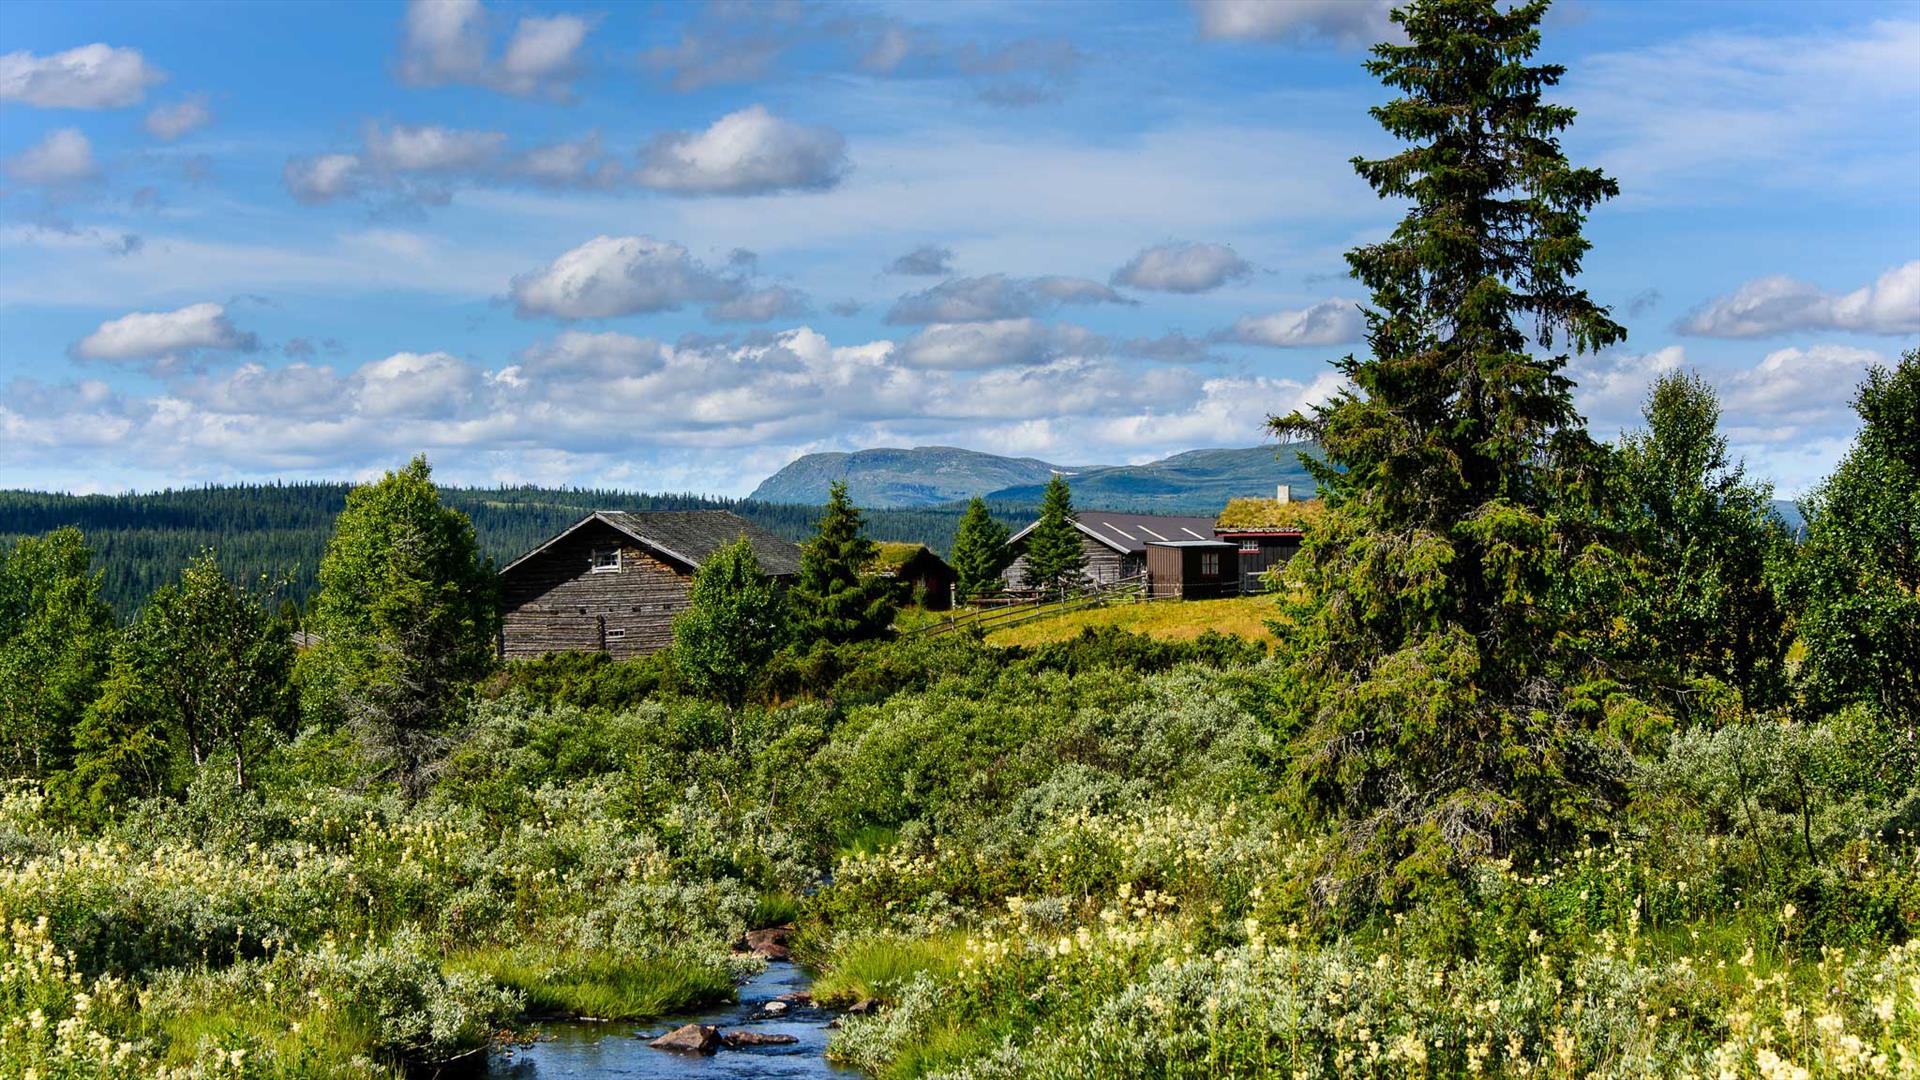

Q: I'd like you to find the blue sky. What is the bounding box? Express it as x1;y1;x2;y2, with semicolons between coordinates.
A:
1;0;1915;497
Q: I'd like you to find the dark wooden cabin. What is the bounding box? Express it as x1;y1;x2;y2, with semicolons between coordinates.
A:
498;510;801;660
1000;510;1220;592
869;542;956;611
1144;540;1239;599
1213;493;1322;593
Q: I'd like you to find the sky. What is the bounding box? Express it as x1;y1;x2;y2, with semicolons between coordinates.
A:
1;0;1915;498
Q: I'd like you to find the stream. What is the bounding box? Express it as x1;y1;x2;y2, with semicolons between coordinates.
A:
485;962;854;1078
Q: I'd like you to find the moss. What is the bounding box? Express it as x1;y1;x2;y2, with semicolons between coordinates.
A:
1214;497;1325;531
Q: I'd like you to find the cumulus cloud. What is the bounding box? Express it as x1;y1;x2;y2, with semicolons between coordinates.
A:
4;128;99;185
1111;241;1252;293
896;319;1104;369
1568;346;1687;434
363;122;506;173
70;302;259;368
888;244;955;276
635;106;848;195
510;235;741;319
0;44;163;108
509;134;620;188
1720;344;1886;434
144;95;212;140
1192;0;1393;46
886;274;1130;324
398;0;588;99
283;153;364;204
707;285;811;324
1678;261;1920;337
1218;298;1365;347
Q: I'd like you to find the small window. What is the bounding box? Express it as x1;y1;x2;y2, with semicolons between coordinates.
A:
1238;538;1260;553
606;627;626;641
591;546;620;573
1200;552;1220;576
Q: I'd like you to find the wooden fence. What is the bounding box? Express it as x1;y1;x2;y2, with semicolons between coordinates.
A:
910;573;1160;638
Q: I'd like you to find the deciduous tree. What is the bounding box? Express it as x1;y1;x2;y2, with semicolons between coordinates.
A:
673;536;788;709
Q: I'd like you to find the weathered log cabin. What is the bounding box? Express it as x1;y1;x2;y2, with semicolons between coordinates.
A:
1144;540;1240;599
498;510;802;660
868;542;957;611
1000;510;1221;591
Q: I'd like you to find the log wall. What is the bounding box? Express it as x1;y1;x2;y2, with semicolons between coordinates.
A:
500;520;694;659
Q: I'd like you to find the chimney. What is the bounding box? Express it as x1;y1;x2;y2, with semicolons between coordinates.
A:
1276;483;1291;503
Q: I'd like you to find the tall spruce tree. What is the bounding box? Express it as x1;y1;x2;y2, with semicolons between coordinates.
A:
949;497;1011;602
1021;475;1088;596
1270;0;1631;904
790;482;897;645
305;456;498;797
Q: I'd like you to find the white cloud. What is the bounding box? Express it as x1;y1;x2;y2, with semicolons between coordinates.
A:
896;319;1104;369
886;274;1129;324
1192;0;1393;46
398;0;588;99
1568;345;1687;435
510;235;740;319
707;285;810;323
509;135;618;187
888;244;955;276
70;302;258;365
4;128;99;185
144;95;212;140
1111;241;1252;293
354;351;483;419
363;122;506;173
1678;261;1920;337
1219;297;1364;347
1720;344;1884;434
0;44;163;108
282;153;364;204
635;106;848;196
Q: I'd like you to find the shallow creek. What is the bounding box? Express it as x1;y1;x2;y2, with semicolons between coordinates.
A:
486;961;854;1078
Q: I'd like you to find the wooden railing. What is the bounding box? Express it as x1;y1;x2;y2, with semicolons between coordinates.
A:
911;573;1157;638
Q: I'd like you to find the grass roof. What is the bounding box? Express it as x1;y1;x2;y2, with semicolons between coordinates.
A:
1215;497;1325;531
867;541;931;573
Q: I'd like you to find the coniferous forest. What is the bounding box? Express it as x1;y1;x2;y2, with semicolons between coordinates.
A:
1;4;1915;1079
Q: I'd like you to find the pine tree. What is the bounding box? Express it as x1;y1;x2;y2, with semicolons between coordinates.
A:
1269;0;1630;903
305;456;498;797
949;497;1011;603
790;482;897;645
673;536;788;710
1020;475;1088;596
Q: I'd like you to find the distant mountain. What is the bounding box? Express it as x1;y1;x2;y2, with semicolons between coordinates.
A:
749;446;1079;507
986;446;1319;515
751;443;1321;514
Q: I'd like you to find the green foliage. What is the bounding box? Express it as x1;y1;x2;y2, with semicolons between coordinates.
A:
1020;475;1087;594
1609;371;1793;710
452;946;732;1020
673;535;789;708
0;527;114;781
1266;0;1637;905
791;481;899;645
950;496;1011;602
306;456;498;796
1790;350;1920;739
484;648;679;711
53;553;294;823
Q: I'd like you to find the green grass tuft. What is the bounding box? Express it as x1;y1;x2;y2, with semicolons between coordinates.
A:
450;947;733;1021
812;932;968;1006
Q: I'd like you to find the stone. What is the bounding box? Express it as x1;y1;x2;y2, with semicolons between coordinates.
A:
648;1023;721;1054
761;1000;789;1016
743;925;794;961
846;997;881;1015
724;1030;800;1047
773;990;813;1006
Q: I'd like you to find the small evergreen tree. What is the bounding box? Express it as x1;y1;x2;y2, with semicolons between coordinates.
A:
949;497;1011;602
306;456;498;797
790;482;896;644
1021;475;1087;596
673;536;788;709
0;527;114;780
1791;351;1920;734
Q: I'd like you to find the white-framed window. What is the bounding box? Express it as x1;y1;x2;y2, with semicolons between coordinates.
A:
1238;538;1260;553
591;546;620;573
1200;552;1220;576
606;627;626;641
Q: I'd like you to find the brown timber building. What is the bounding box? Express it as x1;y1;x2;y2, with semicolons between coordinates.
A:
498;510;801;660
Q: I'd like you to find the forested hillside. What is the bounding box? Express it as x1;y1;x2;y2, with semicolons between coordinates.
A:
0;485;1031;615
